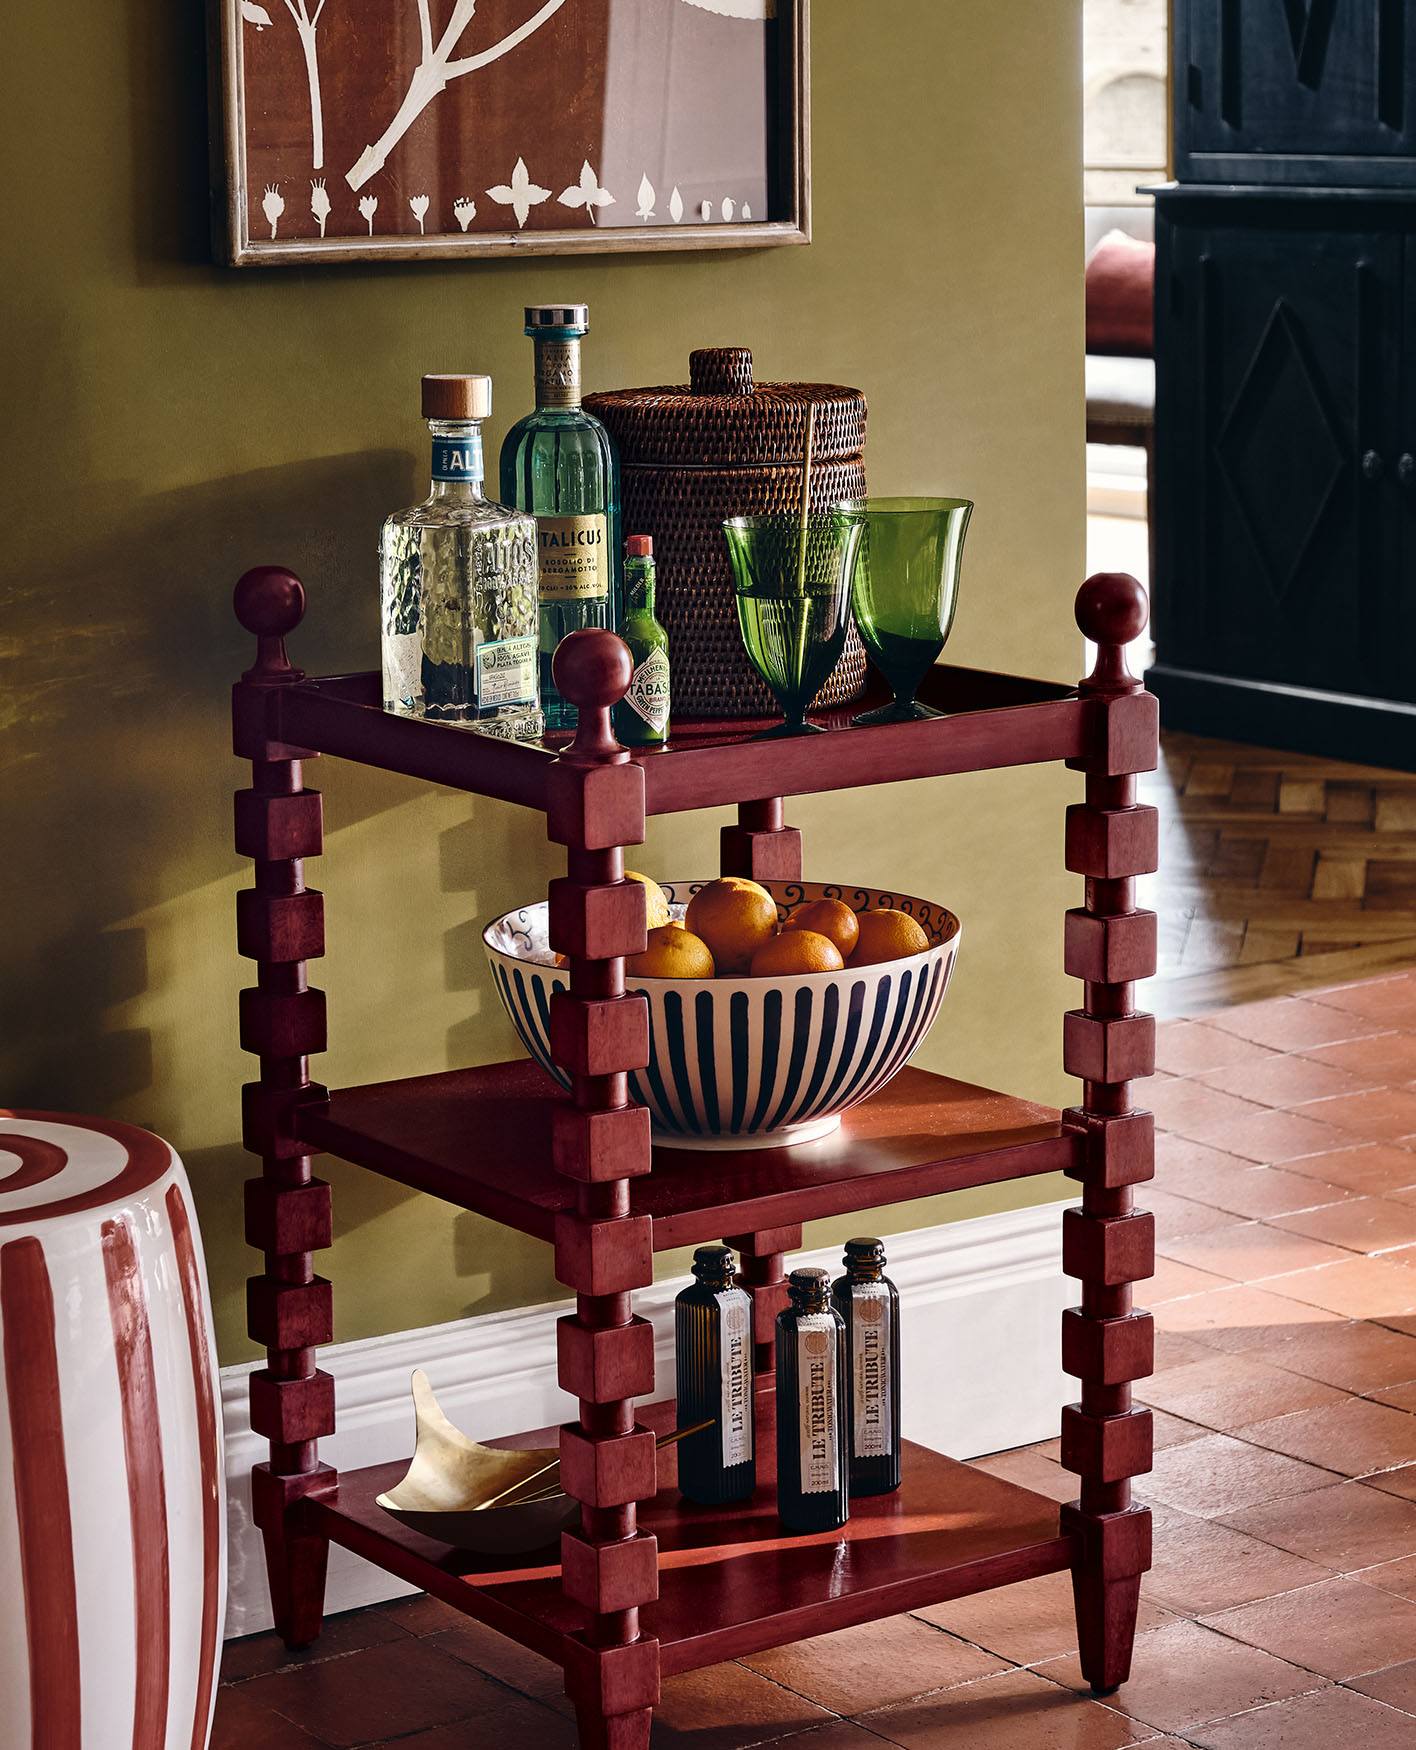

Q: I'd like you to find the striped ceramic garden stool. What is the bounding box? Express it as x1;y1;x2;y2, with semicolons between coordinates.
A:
0;1111;225;1750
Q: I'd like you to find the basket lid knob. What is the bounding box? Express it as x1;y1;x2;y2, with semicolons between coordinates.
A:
690;348;754;397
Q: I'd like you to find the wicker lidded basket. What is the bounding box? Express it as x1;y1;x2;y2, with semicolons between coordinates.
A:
585;348;869;719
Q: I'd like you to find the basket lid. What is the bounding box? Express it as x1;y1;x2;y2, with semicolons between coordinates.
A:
584;347;866;467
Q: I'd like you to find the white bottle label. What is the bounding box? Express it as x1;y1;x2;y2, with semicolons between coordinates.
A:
626;645;670;732
851;1285;892;1459
717;1288;753;1467
475;635;537;707
796;1314;839;1493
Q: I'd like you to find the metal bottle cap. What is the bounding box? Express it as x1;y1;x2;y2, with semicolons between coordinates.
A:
844;1238;885;1262
788;1267;831;1305
421;374;492;420
525;304;590;333
692;1243;736;1278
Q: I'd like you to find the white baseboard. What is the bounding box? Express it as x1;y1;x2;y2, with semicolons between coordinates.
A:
222;1199;1071;1639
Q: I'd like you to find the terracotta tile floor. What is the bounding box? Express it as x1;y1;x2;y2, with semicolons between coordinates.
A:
217;973;1416;1747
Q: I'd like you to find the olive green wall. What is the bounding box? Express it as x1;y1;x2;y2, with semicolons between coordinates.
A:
0;3;1084;1363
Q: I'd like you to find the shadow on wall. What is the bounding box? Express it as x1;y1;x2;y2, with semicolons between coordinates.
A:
0;448;413;1111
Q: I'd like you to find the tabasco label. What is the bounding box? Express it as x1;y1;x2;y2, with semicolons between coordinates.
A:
536;513;609;601
626;646;670;732
717;1288;753;1467
796;1316;839;1493
850;1286;892;1458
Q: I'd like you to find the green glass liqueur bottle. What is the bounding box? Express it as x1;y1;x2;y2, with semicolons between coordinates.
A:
775;1267;849;1534
675;1245;756;1505
499;304;620;732
613;536;670;747
832;1238;902;1497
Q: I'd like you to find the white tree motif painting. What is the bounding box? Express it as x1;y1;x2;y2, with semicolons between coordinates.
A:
346;0;569;190
559;161;613;224
486;158;551;229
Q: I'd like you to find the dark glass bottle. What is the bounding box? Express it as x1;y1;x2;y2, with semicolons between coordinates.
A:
775;1267;849;1534
613;536;670;748
675;1245;756;1504
833;1237;902;1496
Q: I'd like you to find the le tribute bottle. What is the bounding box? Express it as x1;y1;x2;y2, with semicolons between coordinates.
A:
379;373;542;741
833;1237;902;1496
499;304;620;732
675;1245;755;1504
613;535;670;747
775;1266;849;1534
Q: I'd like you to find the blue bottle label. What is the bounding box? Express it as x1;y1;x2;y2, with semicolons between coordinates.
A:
432;432;484;482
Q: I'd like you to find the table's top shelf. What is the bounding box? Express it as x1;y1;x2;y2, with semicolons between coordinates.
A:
296;1059;1076;1247
303;1394;1075;1676
268;663;1087;816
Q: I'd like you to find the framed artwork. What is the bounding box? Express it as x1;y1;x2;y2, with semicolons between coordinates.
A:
208;0;810;266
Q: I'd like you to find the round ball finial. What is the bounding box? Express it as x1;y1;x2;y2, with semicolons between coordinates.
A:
552;629;634;713
234;565;306;638
1075;572;1148;647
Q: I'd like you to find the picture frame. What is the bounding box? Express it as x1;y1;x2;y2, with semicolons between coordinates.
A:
207;0;810;267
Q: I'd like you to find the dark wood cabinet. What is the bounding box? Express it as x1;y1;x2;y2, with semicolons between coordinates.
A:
1176;0;1416;185
1154;4;1416;764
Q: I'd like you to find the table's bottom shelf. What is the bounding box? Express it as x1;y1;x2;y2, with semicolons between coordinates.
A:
299;1401;1076;1675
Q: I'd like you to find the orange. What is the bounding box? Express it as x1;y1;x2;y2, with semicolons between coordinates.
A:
684;877;779;975
624;869;670;929
783;898;860;961
749;930;844;977
626;923;715;979
848;908;931;966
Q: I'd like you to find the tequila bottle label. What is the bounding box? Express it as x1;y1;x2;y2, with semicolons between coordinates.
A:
795;1314;840;1493
537;513;609;602
432;431;484;480
475;636;538;708
625;645;670;732
717;1288;753;1467
850;1284;893;1459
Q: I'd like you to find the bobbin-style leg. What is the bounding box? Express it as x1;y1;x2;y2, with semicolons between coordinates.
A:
720;798;803;883
547;631;660;1750
726;1225;803;1380
233;568;337;1650
1060;574;1159;1697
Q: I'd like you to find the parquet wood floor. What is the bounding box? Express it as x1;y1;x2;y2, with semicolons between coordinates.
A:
1145;732;1416;1018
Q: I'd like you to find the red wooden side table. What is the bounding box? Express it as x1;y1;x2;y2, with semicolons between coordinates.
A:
230;566;1158;1747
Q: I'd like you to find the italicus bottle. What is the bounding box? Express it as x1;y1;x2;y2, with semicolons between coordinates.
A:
614;535;670;747
675;1245;756;1505
775;1266;849;1534
380;374;542;741
499;304;620;732
832;1238;902;1496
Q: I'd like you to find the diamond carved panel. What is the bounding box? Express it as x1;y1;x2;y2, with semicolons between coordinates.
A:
1214;300;1346;603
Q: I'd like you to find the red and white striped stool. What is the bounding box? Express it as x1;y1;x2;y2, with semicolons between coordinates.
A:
0;1111;225;1749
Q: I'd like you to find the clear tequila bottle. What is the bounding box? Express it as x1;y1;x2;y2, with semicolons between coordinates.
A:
499;304;620;732
380;374;543;741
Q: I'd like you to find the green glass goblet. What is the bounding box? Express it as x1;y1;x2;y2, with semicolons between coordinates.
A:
844;496;973;725
723;510;864;737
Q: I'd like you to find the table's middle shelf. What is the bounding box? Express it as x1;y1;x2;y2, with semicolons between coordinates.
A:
295;1060;1078;1247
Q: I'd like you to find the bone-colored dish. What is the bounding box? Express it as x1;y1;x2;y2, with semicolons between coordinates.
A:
376;1370;577;1556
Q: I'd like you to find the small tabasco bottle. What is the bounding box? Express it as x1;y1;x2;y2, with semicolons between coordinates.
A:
775;1266;849;1534
833;1238;902;1496
675;1245;756;1504
613;535;670;747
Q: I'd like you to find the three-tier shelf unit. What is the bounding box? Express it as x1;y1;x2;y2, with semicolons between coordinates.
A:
230;565;1159;1748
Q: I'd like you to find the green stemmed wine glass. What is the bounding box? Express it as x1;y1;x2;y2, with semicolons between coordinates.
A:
844;496;973;724
723;510;865;737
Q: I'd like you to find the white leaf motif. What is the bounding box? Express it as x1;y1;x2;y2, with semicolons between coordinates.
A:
241;1;274;27
261;184;285;240
487;157;552;229
453;196;477;232
742;202;752;220
409;193;430;234
669;186;683;223
310;178;331;237
358;194;378;235
636;174;655;221
559;161;614;225
700;199;713;222
678;0;775;15
721;197;735;221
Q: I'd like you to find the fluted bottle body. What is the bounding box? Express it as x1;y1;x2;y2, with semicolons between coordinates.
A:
833;1237;902;1496
775;1267;849;1534
675;1245;755;1504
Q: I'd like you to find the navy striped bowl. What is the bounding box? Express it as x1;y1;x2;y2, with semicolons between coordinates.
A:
483;881;961;1150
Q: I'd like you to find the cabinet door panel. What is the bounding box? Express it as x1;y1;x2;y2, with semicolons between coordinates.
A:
1179;0;1416;180
1156;215;1401;699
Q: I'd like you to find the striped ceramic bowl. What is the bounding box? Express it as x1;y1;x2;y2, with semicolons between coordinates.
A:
484;881;961;1150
